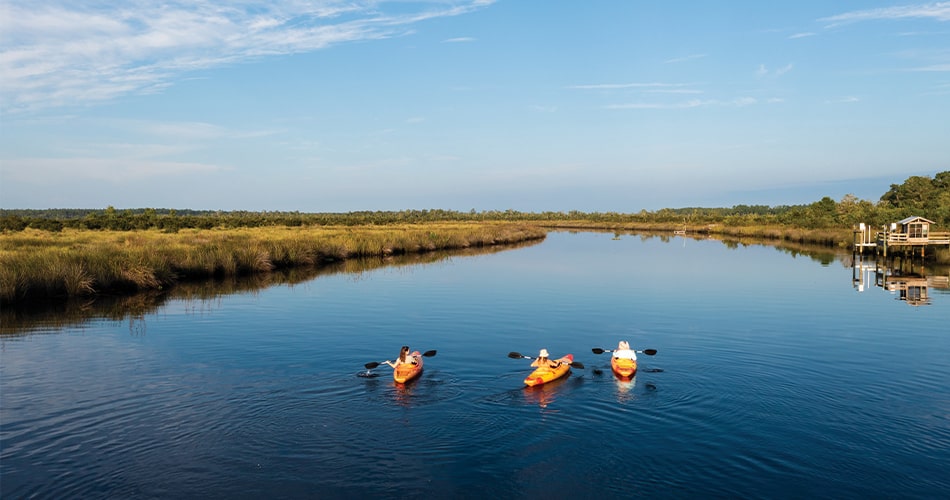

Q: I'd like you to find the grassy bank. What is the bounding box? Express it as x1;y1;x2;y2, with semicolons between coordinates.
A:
0;223;546;303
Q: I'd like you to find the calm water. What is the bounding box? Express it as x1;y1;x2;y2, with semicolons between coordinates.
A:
2;231;949;498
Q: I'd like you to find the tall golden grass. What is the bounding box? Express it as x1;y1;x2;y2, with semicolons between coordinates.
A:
0;223;545;303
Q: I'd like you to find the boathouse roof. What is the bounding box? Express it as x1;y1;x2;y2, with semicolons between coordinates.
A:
898;216;934;225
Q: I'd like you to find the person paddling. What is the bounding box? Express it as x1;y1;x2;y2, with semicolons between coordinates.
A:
613;341;637;360
383;346;419;368
530;349;561;368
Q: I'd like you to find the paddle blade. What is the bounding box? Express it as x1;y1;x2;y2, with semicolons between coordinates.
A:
641;349;657;355
591;348;607;354
364;361;381;369
508;352;525;359
422;350;437;357
570;361;585;369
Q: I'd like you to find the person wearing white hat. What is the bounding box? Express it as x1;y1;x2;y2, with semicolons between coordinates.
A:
530;348;561;368
613;340;637;360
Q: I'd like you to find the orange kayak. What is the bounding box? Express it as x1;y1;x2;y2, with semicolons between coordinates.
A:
524;354;572;387
393;352;423;383
611;353;638;378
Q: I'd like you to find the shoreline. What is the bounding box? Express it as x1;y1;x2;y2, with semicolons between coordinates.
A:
2;222;947;306
0;223;546;304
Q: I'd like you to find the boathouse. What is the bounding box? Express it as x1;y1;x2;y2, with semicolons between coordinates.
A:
866;216;950;258
896;216;933;240
853;216;950;257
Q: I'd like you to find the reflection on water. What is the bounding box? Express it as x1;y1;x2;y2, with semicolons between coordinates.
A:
614;376;636;401
852;253;950;307
522;376;571;413
6;231;946;335
1;241;541;336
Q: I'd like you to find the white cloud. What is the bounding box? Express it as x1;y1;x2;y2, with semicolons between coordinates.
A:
0;1;495;113
788;32;816;39
443;37;475;43
820;2;950;26
756;63;793;77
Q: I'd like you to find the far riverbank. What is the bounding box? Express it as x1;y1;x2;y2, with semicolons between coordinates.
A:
2;221;947;306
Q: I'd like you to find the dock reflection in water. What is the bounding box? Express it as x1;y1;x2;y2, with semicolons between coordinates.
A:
852;253;950;306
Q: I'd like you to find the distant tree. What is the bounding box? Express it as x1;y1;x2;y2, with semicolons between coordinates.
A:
880;175;936;209
28;218;64;232
878;171;950;225
0;215;28;231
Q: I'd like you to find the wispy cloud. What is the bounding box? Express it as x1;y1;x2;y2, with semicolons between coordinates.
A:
922;81;950;94
911;63;950;71
825;96;860;104
569;82;694;90
2;157;228;183
756;63;794;77
894;47;950;71
605;97;757;110
788;32;816;39
0;0;495;113
664;54;706;64
644;89;704;94
820;2;950;26
443;37;476;43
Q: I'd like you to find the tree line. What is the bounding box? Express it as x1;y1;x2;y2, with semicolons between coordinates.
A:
2;171;947;232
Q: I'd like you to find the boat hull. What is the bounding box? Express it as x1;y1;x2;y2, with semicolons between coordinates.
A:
524;354;572;387
394;352;423;383
611;356;637;378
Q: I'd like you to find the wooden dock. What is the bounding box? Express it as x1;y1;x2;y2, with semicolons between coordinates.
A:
853;216;950;258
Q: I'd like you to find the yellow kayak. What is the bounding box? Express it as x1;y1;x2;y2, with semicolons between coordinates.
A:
393;352;423;384
524;354;573;387
611;355;638;379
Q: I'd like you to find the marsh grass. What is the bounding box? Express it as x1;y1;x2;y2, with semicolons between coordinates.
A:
0;223;545;303
1;239;546;336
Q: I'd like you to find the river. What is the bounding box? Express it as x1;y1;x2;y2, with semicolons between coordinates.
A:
2;231;948;498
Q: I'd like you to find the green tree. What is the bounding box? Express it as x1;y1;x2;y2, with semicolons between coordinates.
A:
881;175;936;209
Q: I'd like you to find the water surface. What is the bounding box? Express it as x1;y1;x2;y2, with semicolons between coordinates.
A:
2;231;948;498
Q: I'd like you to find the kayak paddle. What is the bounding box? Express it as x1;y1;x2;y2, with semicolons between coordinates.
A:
365;349;437;369
507;351;584;369
591;347;657;356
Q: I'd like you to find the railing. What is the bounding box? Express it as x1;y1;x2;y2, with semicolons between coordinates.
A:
928;232;950;244
877;232;950;245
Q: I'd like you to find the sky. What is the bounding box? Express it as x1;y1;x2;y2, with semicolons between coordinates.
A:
1;1;948;213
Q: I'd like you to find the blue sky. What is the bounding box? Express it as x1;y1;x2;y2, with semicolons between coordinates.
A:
1;1;948;212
